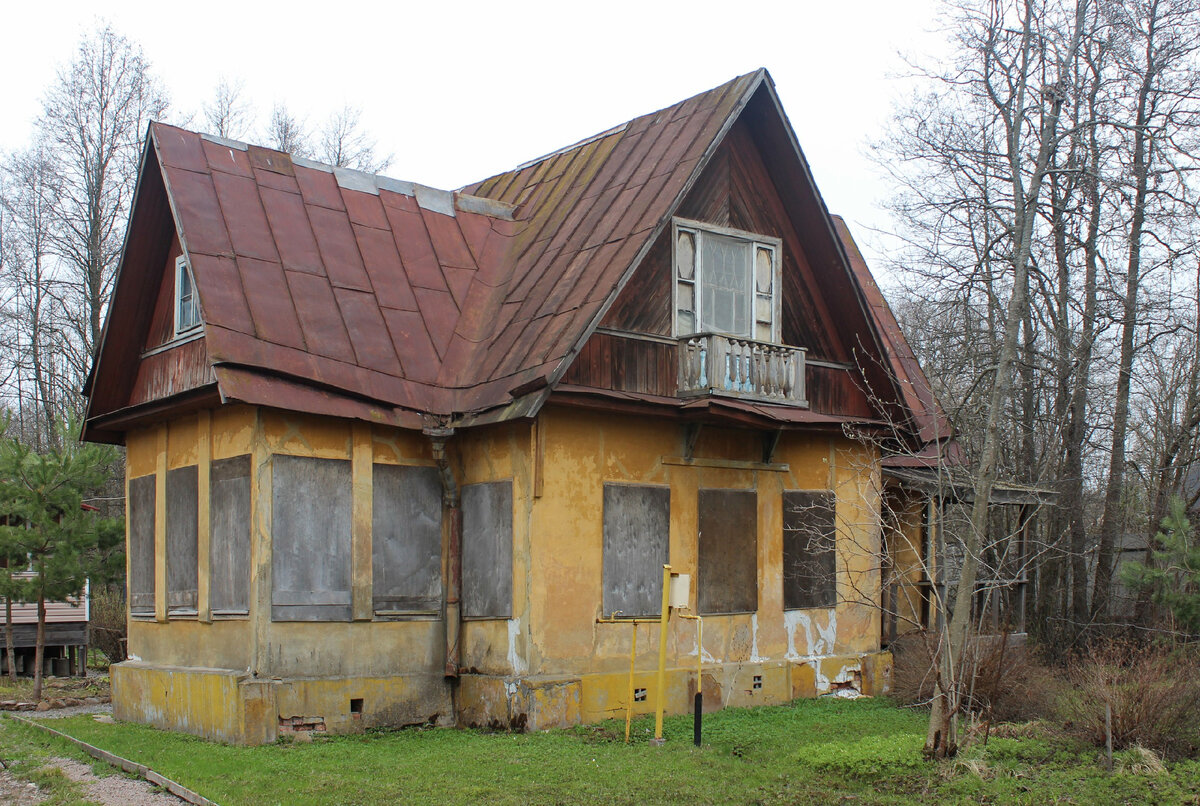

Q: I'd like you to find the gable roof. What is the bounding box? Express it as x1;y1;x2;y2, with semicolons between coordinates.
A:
84;68;950;451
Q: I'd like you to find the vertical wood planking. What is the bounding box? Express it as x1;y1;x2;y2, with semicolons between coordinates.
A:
210;455;251;613
782;491;837;609
165;465;199;613
461;481;513;619
697;488;758;614
271;455;353;621
127;475;157;616
154;425;168;623
602;484;670;617
372;465;442;612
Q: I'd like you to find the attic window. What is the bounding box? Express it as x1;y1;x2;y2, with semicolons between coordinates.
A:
175;255;201;335
674;219;780;342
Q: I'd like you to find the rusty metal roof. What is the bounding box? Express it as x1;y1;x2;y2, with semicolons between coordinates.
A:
85;68;947;444
108;71;755;428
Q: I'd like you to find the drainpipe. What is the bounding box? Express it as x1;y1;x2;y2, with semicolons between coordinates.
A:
427;428;461;678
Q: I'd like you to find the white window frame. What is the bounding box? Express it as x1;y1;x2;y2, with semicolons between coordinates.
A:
671;218;782;342
174;255;202;336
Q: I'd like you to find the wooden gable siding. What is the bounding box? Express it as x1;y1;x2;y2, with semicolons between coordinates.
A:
127;232;216;407
601;119;849;363
578;117;874;417
129;338;214;406
145;235;183;350
559;331;677;397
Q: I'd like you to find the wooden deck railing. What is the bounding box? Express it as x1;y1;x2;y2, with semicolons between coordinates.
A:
677;333;807;405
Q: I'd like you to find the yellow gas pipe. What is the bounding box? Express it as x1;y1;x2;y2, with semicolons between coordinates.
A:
653;564;671;743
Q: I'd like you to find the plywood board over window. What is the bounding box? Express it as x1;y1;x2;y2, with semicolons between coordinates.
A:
603;484;670;618
210;455;251;614
783;491;837;609
271;455;352;621
128;475;156;617
166;465;199;614
373;464;442;615
462;481;513;619
698;488;758;614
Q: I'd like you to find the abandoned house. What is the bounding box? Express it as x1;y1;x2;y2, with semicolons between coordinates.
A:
81;68;959;744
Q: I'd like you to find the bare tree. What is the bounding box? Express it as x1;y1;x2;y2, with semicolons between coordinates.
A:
265;103;311;156
1092;0;1200;619
316;105;392;172
202;77;251;140
1;144;64;447
37;25;168;405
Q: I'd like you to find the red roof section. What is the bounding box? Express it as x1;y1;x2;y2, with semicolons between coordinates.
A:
85;68;949;450
133;71;758;425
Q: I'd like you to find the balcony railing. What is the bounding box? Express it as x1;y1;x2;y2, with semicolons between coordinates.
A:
677;333;807;406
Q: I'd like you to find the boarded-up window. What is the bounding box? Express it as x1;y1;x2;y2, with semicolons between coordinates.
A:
783;491;837;609
166;465;199;613
603;484;669;618
698;489;757;614
210;455;251;614
128;475;156;617
373;464;442;614
271;455;352;621
461;481;512;619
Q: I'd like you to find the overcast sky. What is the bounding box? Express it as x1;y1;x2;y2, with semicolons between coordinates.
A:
0;0;949;274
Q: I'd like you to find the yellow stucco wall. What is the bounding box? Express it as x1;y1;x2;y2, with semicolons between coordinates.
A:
117;404;890;743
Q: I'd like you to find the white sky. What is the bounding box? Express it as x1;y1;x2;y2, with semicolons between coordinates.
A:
0;0;948;274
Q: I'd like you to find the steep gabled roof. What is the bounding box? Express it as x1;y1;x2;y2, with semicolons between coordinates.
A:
84;68;949;449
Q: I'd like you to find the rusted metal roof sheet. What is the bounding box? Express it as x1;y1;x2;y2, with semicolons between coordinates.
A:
87;68;946;446
125;71;761;426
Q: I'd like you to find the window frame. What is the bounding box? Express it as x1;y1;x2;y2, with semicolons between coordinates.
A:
174;254;202;336
671;218;782;343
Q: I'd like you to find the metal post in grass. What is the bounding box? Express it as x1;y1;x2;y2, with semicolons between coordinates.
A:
1105;701;1113;772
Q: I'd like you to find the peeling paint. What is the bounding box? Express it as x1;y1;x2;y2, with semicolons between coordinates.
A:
749;614;763;662
507;618;526;674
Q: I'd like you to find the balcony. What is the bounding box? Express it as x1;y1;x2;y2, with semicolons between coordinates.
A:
677;333;807;406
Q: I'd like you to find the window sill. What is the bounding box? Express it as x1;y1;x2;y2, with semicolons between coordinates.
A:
141;328;203;359
373;611;439;621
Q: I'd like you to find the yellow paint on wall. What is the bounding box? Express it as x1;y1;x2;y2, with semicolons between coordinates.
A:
211;405;255;460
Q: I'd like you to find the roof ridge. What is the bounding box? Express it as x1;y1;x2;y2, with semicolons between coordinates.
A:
182;126;515;220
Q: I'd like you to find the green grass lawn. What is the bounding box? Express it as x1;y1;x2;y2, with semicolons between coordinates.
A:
2;699;1199;805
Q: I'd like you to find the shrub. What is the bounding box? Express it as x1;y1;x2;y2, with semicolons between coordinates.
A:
889;632;1059;723
89;584;126;667
1058;639;1200;759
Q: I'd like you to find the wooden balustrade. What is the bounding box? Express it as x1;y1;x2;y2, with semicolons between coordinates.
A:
677;333;807;405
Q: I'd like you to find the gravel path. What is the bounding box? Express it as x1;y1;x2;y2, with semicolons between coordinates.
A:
51;756;187;806
33;702;113;719
0;766;45;805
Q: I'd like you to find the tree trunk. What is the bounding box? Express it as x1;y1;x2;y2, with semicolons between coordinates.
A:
1093;15;1158;621
33;588;45;702
4;597;14;683
925;0;1085;758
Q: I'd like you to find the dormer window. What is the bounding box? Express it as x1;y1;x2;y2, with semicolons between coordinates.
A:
175;255;201;335
673;219;780;342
